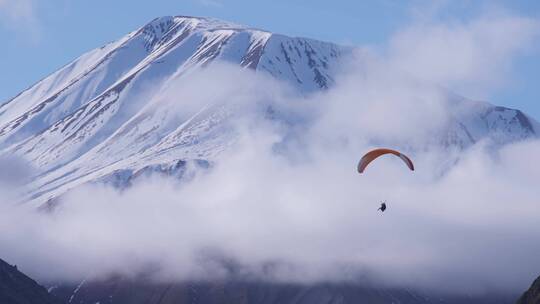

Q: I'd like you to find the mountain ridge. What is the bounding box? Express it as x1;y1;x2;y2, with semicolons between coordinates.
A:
0;258;62;304
517;276;540;304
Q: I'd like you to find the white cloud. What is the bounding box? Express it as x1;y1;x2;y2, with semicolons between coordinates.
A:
386;10;540;99
1;59;539;294
2;138;539;294
196;0;223;8
0;0;40;39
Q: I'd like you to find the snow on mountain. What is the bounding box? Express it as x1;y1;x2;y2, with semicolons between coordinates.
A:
441;97;538;148
0;15;537;206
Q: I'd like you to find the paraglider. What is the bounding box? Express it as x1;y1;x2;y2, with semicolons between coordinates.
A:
357;148;414;213
357;148;414;173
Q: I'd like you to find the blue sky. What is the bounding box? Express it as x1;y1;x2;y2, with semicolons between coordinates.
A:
1;0;539;119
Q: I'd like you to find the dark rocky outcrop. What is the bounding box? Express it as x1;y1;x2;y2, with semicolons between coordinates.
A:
517;276;540;304
0;258;62;304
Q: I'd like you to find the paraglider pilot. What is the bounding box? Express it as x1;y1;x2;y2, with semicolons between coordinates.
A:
378;201;387;212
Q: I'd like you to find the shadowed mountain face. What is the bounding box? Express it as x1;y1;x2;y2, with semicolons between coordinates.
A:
50;278;518;304
0;257;524;304
517;276;540;304
0;258;61;304
0;258;522;304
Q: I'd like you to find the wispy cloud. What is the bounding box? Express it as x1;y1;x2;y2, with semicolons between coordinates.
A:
196;0;223;8
395;1;540;100
0;0;40;41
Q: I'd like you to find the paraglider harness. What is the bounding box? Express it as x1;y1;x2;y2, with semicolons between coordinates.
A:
378;201;387;212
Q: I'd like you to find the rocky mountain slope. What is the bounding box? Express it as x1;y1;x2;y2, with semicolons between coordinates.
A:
0;258;62;304
0;257;524;304
517;276;540;304
51;278;516;304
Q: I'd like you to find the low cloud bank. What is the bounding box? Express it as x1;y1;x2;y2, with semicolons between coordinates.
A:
1;130;539;294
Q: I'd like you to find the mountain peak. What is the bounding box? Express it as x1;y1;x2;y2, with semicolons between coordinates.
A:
143;15;267;35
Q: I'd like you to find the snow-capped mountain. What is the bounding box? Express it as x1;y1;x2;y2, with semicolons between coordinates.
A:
0;15;538;206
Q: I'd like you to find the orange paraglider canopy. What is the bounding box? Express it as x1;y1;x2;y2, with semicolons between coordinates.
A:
357;148;414;173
